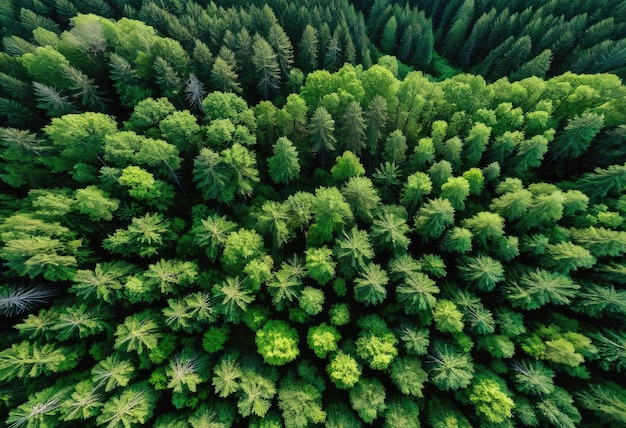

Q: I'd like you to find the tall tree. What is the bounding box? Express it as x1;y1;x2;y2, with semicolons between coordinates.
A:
252;34;281;99
267;24;294;79
365;95;388;170
307;106;336;169
298;25;319;73
267;136;300;188
338;101;367;156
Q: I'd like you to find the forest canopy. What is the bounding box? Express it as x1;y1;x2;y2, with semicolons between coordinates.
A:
1;0;626;427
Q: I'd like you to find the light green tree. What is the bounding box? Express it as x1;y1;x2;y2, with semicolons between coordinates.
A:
468;378;515;424
440;176;470;211
305;246;336;285
267;137;300;188
114;310;162;355
255;320;300;366
307;323;341;358
92;354;136;393
331;151;365;181
96;382;158;428
327;351;361;390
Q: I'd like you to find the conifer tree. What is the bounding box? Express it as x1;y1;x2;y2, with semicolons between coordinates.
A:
252;34;281;99
308;106;336;169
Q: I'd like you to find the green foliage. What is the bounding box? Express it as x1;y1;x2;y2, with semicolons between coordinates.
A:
414;197;455;240
307;323;341;358
512;360;555;396
268;136;300;186
103;212;172;258
356;316;398;370
396;272;440;314
305;246;336;285
165;349;207;393
349;377;387;423
390;356;428;398
278;377;326;428
468;378;515;424
212;276;255;324
327;350;361;390
299;286;325;316
578;382;626;425
202;326;230;354
331;151;365;181
354;263;389;306
506;269;581;310
256;320;300;366
237;369;276;417
113;310;162;355
221;228;265;272
0;340;76;382
3;6;626;427
428;344;475;391
458;255;504;292
433;300;465;333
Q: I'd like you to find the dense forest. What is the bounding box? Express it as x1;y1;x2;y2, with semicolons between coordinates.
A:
1;0;626;427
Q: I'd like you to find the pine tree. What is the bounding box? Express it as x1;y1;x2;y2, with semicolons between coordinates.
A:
339;101;367;156
323;33;342;72
354;263;389;306
267;136;300;188
442;0;475;59
506;269;580;310
255;201;290;248
458;255;504;292
92;354;136;392
6;385;70;428
113;311;162;355
510;49;553;80
193;148;230;202
578;382;626;425
396;272;440;314
60;380;103;421
211;49;242;94
33;82;77;117
0;340;72;381
212;352;242;398
252;34;281;99
549;112;604;162
212;277;254;324
511;360;555;396
268;24;294;79
371;206;411;253
414;198;455;240
576;163;626;201
380;16;397;53
458;9;496;66
308;106;336;169
440;176;470;211
427;344;474;391
96;382;158;428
